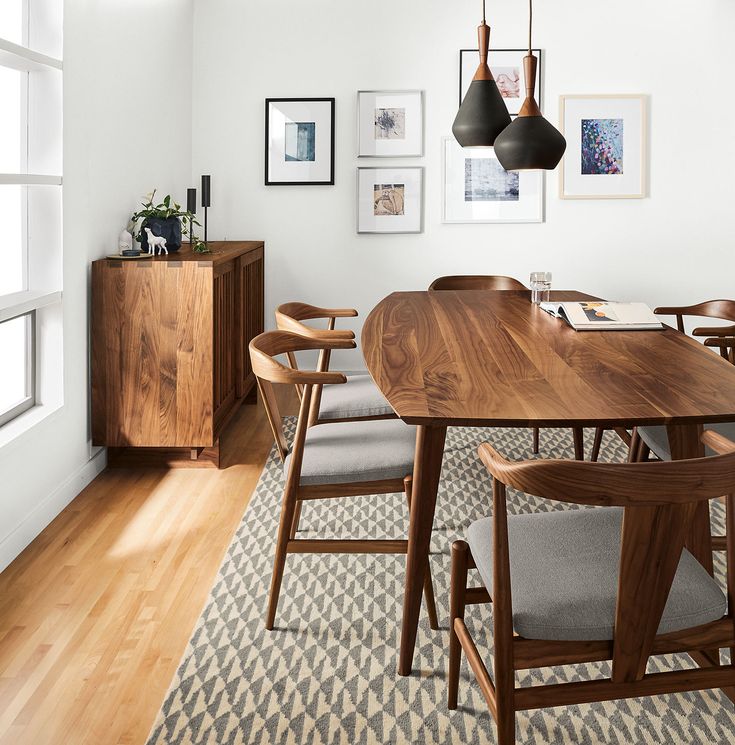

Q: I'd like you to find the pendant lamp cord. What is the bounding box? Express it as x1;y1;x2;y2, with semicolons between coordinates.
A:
528;0;533;53
482;0;486;24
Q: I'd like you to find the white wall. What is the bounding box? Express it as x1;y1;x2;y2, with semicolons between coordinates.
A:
191;0;735;368
0;0;194;571
3;0;734;570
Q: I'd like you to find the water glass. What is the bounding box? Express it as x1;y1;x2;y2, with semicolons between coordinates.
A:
530;272;552;305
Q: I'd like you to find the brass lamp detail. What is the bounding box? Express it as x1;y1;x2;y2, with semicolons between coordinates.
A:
452;1;511;147
494;0;566;170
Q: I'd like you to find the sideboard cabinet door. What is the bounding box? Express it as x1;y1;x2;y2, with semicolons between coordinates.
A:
237;246;264;398
212;260;238;433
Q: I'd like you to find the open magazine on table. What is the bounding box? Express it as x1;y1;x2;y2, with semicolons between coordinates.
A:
539;301;664;331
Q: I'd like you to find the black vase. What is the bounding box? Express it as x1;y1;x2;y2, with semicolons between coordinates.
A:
139;216;182;253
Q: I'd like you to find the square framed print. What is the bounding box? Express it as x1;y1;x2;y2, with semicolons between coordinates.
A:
265;98;335;185
357;167;423;233
357;90;424;157
459;49;541;115
559;95;646;199
442;137;543;224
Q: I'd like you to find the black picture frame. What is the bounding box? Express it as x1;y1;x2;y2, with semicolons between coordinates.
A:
264;97;335;186
459;48;542;113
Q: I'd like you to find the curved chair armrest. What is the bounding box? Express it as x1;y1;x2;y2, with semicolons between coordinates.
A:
704;337;735;351
693;323;735;337
701;429;735;455
477;442;514;481
275;311;355;340
276;301;358;321
249;330;355;385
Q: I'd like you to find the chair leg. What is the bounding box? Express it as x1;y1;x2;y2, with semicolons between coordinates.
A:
265;483;298;631
531;427;540;455
289;501;303;540
448;540;469;710
405;476;439;630
590;426;604;462
629;427;652;462
572;427;584;460
627;427;641;463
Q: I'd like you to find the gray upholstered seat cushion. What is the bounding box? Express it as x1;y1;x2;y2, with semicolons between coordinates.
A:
638;421;735;461
466;507;726;641
319;374;394;420
284;418;415;486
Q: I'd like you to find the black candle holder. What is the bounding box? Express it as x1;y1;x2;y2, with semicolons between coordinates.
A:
201;175;211;244
186;188;196;245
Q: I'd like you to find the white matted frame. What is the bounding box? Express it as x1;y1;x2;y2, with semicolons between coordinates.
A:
265;97;335;185
357;90;424;157
357;167;424;234
441;137;544;224
460;49;542;115
559;94;647;199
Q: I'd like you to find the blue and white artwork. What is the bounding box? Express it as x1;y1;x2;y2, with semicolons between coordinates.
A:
464;158;519;202
285;121;316;162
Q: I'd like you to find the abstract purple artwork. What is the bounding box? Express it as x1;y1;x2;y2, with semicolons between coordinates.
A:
581;118;624;175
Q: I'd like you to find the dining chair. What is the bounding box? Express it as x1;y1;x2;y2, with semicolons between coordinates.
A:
275;302;395;426
428;275;528;292
626;300;735;464
249;330;438;631
428;276;585;459
448;431;735;745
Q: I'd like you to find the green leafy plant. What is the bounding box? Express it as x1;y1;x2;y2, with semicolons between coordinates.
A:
129;189;210;253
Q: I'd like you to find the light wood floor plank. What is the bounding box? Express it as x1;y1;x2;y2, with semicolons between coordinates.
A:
0;392;293;745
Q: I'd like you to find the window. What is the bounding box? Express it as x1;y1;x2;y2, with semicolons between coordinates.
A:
0;1;62;428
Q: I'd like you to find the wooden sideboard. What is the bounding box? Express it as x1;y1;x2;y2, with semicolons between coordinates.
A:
91;241;264;467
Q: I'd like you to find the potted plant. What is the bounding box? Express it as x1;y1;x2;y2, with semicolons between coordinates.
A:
130;190;209;253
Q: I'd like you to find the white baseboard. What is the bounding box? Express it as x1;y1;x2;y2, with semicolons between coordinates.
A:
0;447;107;573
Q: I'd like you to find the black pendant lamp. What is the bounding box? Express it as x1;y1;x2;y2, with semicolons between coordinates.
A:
452;0;511;147
494;0;566;170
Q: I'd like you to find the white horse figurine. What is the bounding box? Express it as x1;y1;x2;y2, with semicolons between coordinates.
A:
144;227;168;256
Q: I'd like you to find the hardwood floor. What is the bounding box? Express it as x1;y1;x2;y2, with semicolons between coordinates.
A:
0;392;294;745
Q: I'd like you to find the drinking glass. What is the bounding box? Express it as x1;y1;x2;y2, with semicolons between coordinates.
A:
530;272;552;305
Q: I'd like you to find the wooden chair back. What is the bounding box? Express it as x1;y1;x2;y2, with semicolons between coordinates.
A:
477;438;735;683
275;302;359;423
655;299;735;336
275;302;356;341
249;330;354;460
428;275;528;292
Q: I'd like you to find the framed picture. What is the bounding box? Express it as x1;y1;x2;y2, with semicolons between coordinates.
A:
357;167;423;234
559;94;646;199
357;90;424;157
265;98;335;185
459;49;542;115
441;137;543;224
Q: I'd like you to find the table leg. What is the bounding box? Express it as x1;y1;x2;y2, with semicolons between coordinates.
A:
399;423;447;676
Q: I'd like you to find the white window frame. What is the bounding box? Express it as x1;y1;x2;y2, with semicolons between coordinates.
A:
0;311;34;427
0;1;63;431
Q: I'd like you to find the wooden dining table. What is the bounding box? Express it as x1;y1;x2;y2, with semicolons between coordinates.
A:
362;289;735;676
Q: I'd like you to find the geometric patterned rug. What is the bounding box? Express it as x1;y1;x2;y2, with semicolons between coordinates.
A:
147;424;734;745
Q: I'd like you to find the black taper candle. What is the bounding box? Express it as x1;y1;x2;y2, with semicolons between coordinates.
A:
186;188;196;214
201;175;211;244
201;175;211;207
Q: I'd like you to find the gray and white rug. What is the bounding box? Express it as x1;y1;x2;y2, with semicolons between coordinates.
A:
147;425;734;745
